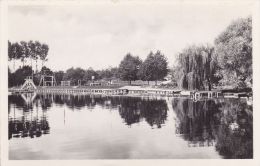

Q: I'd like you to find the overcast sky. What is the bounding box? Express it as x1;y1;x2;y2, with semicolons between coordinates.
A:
8;2;252;71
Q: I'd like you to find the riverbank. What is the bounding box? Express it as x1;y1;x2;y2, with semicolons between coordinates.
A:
9;85;253;101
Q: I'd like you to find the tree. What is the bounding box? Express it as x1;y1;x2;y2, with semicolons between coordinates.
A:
54;71;64;85
8;41;49;72
63;67;85;85
138;51;168;85
9;66;33;87
137;52;153;84
118;53;142;85
40;44;49;70
83;67;99;83
98;67;119;83
40;66;53;75
8;42;21;71
153;51;168;83
20;41;29;67
110;67;120;79
34;41;42;72
28;40;36;73
214;17;252;88
174;45;220;90
99;69;113;81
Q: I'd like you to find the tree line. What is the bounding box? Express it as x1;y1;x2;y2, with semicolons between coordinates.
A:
172;16;252;90
8;40;49;72
8;17;252;90
59;50;168;85
8;49;168;86
55;50;168;85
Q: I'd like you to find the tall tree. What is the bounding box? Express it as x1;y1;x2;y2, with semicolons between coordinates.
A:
138;51;168;85
214;17;252;88
20;41;29;67
152;51;168;85
118;53;142;85
138;52;154;84
8;42;21;71
28;40;36;77
40;43;49;70
34;41;42;72
174;45;220;90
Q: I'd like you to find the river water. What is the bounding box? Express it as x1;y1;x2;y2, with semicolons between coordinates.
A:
8;93;253;159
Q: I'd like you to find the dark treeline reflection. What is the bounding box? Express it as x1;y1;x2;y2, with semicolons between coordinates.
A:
172;98;253;159
9;116;50;140
118;97;168;128
52;94;168;128
9;95;50;140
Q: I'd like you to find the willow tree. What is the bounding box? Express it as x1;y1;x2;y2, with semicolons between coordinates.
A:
174;45;220;90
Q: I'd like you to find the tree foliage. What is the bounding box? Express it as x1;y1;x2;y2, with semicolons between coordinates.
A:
8;66;33;87
8;40;49;72
118;53;142;84
83;67;99;82
138;51;168;84
174;45;220;90
98;67;119;82
41;66;53;75
63;67;85;85
54;71;65;85
214;17;252;88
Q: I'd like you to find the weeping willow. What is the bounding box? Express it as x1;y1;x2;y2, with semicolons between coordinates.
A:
175;45;219;91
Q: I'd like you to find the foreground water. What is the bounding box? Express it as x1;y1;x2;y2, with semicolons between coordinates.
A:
8;94;253;159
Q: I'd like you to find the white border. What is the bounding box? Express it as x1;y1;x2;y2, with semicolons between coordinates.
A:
1;0;260;166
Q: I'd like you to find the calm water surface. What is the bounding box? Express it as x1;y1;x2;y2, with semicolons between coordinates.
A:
8;94;253;159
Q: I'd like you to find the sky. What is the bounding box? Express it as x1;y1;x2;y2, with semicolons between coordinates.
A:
8;2;252;71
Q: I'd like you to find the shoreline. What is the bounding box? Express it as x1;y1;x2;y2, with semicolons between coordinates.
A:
8;85;252;101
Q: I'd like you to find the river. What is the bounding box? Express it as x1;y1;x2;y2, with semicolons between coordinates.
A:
8;93;253;159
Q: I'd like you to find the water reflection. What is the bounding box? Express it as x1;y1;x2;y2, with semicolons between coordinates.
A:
8;95;50;139
118;97;168;128
8;94;253;159
215;99;253;159
172;99;221;147
172;98;253;158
